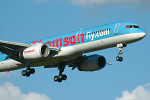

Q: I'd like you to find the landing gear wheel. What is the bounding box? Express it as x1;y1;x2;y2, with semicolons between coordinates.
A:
116;56;120;61
22;67;35;77
58;78;62;82
26;72;30;77
30;68;35;74
54;74;67;82
54;76;58;82
22;70;26;76
26;68;31;73
116;56;123;62
62;75;67;80
119;57;123;61
58;74;63;82
58;74;63;79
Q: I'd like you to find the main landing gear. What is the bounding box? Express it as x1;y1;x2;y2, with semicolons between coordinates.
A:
22;67;35;77
54;62;67;83
116;43;127;62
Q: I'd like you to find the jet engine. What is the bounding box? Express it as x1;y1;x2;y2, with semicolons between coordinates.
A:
19;43;50;60
78;55;106;71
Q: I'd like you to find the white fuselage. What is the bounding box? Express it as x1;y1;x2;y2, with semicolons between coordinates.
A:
0;33;145;72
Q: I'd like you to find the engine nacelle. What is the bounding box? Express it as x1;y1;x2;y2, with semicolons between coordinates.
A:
20;43;50;60
78;55;106;71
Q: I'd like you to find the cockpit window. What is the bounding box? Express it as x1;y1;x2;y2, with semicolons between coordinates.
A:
133;25;140;28
125;25;140;29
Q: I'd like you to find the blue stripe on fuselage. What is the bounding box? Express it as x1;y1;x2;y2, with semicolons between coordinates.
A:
29;21;144;48
0;21;145;62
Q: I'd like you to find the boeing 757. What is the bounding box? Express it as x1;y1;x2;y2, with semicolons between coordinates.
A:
0;22;146;82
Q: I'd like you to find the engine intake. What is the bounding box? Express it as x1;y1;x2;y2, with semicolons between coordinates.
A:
78;55;106;71
20;43;50;60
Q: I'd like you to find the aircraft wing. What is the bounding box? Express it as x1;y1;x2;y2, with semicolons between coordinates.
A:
0;40;60;63
0;40;31;64
0;40;30;50
44;55;85;70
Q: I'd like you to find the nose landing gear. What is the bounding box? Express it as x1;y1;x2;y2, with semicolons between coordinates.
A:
116;43;127;62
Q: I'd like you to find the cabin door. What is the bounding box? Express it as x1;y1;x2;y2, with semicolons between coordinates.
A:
114;23;120;35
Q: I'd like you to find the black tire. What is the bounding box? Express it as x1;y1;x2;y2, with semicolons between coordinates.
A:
116;56;120;61
58;74;63;79
62;75;67;80
58;74;63;82
26;68;30;73
58;78;62;82
30;68;35;74
22;70;26;76
54;76;58;82
119;57;123;62
26;72;30;77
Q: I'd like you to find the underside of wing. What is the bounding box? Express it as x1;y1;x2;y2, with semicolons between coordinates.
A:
0;40;30;50
0;40;32;64
0;40;61;66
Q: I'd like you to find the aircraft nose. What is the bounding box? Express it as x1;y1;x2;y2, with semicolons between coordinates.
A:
137;32;146;40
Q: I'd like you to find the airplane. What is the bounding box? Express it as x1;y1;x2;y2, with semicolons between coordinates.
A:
0;22;146;82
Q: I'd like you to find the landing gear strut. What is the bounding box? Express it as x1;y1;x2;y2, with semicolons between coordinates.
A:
54;62;67;82
22;67;35;77
116;43;127;62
